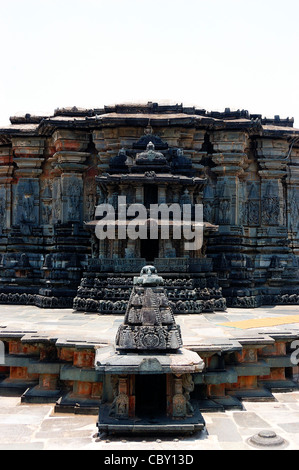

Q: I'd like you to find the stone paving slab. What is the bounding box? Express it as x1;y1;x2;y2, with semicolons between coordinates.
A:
0;392;299;449
0;305;299;347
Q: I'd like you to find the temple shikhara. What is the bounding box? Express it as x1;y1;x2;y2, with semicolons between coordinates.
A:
0;102;298;434
0;102;298;312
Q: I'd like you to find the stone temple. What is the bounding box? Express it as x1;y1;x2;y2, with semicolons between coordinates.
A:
0;102;298;312
0;102;298;434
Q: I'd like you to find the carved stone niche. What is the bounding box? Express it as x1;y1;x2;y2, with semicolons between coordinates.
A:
115;377;130;419
172;377;187;418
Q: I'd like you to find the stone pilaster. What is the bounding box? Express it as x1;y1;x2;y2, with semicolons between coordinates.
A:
208;130;253;301
287;146;299;257
93;128;120;171
12;137;45;231
0;146;14;240
172;376;187;418
51;130;90;225
255;138;289;289
211;130;250;228
257;138;288;227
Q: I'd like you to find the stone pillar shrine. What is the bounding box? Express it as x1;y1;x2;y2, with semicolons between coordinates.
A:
95;265;205;434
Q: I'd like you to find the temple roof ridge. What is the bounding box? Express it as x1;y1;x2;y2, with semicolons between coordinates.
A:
6;102;295;126
1;103;298;145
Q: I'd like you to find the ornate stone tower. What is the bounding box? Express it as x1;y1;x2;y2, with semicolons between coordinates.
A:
116;265;183;351
95;266;205;434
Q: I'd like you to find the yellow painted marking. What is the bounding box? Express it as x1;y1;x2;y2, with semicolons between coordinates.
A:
219;315;299;330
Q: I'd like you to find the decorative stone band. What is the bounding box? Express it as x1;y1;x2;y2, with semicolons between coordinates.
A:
86;257;213;273
116;324;183;351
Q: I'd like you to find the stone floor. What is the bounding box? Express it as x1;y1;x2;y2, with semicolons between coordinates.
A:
1;392;299;450
1;304;299;346
1;303;299;450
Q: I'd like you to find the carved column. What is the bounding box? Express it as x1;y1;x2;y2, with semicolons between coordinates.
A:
255;137;289;290
39;130;91;301
209;130;252;300
93;128;120;171
52;130;90;225
115;376;130;418
12;137;45;231
287;145;299;257
257;138;288;227
172;375;187;418
202;183;215;223
211;130;250;228
0;146;14;243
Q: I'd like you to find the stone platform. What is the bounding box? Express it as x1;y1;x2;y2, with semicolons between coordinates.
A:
97;402;205;435
0;304;299;418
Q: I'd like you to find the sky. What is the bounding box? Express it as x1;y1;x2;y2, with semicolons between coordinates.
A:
0;0;299;126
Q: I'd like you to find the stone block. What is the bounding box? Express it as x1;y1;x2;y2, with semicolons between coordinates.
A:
232;361;271;377
59;364;102;383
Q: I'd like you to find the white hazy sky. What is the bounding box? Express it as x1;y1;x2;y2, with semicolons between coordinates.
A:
0;0;299;126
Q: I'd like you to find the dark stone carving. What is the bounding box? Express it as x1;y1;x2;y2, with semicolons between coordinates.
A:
116;266;183;351
132;133;168;151
109;148;128;172
290;188;299;233
68;177;81;222
181;374;195;415
0;190;6;233
247;183;260;226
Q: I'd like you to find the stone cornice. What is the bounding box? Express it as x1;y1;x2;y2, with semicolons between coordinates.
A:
0;103;298;145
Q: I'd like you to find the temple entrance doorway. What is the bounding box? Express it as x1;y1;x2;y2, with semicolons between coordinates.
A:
140;238;159;261
144;184;158;208
135;374;166;418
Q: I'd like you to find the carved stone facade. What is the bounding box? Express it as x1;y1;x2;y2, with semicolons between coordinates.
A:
0;103;298;309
